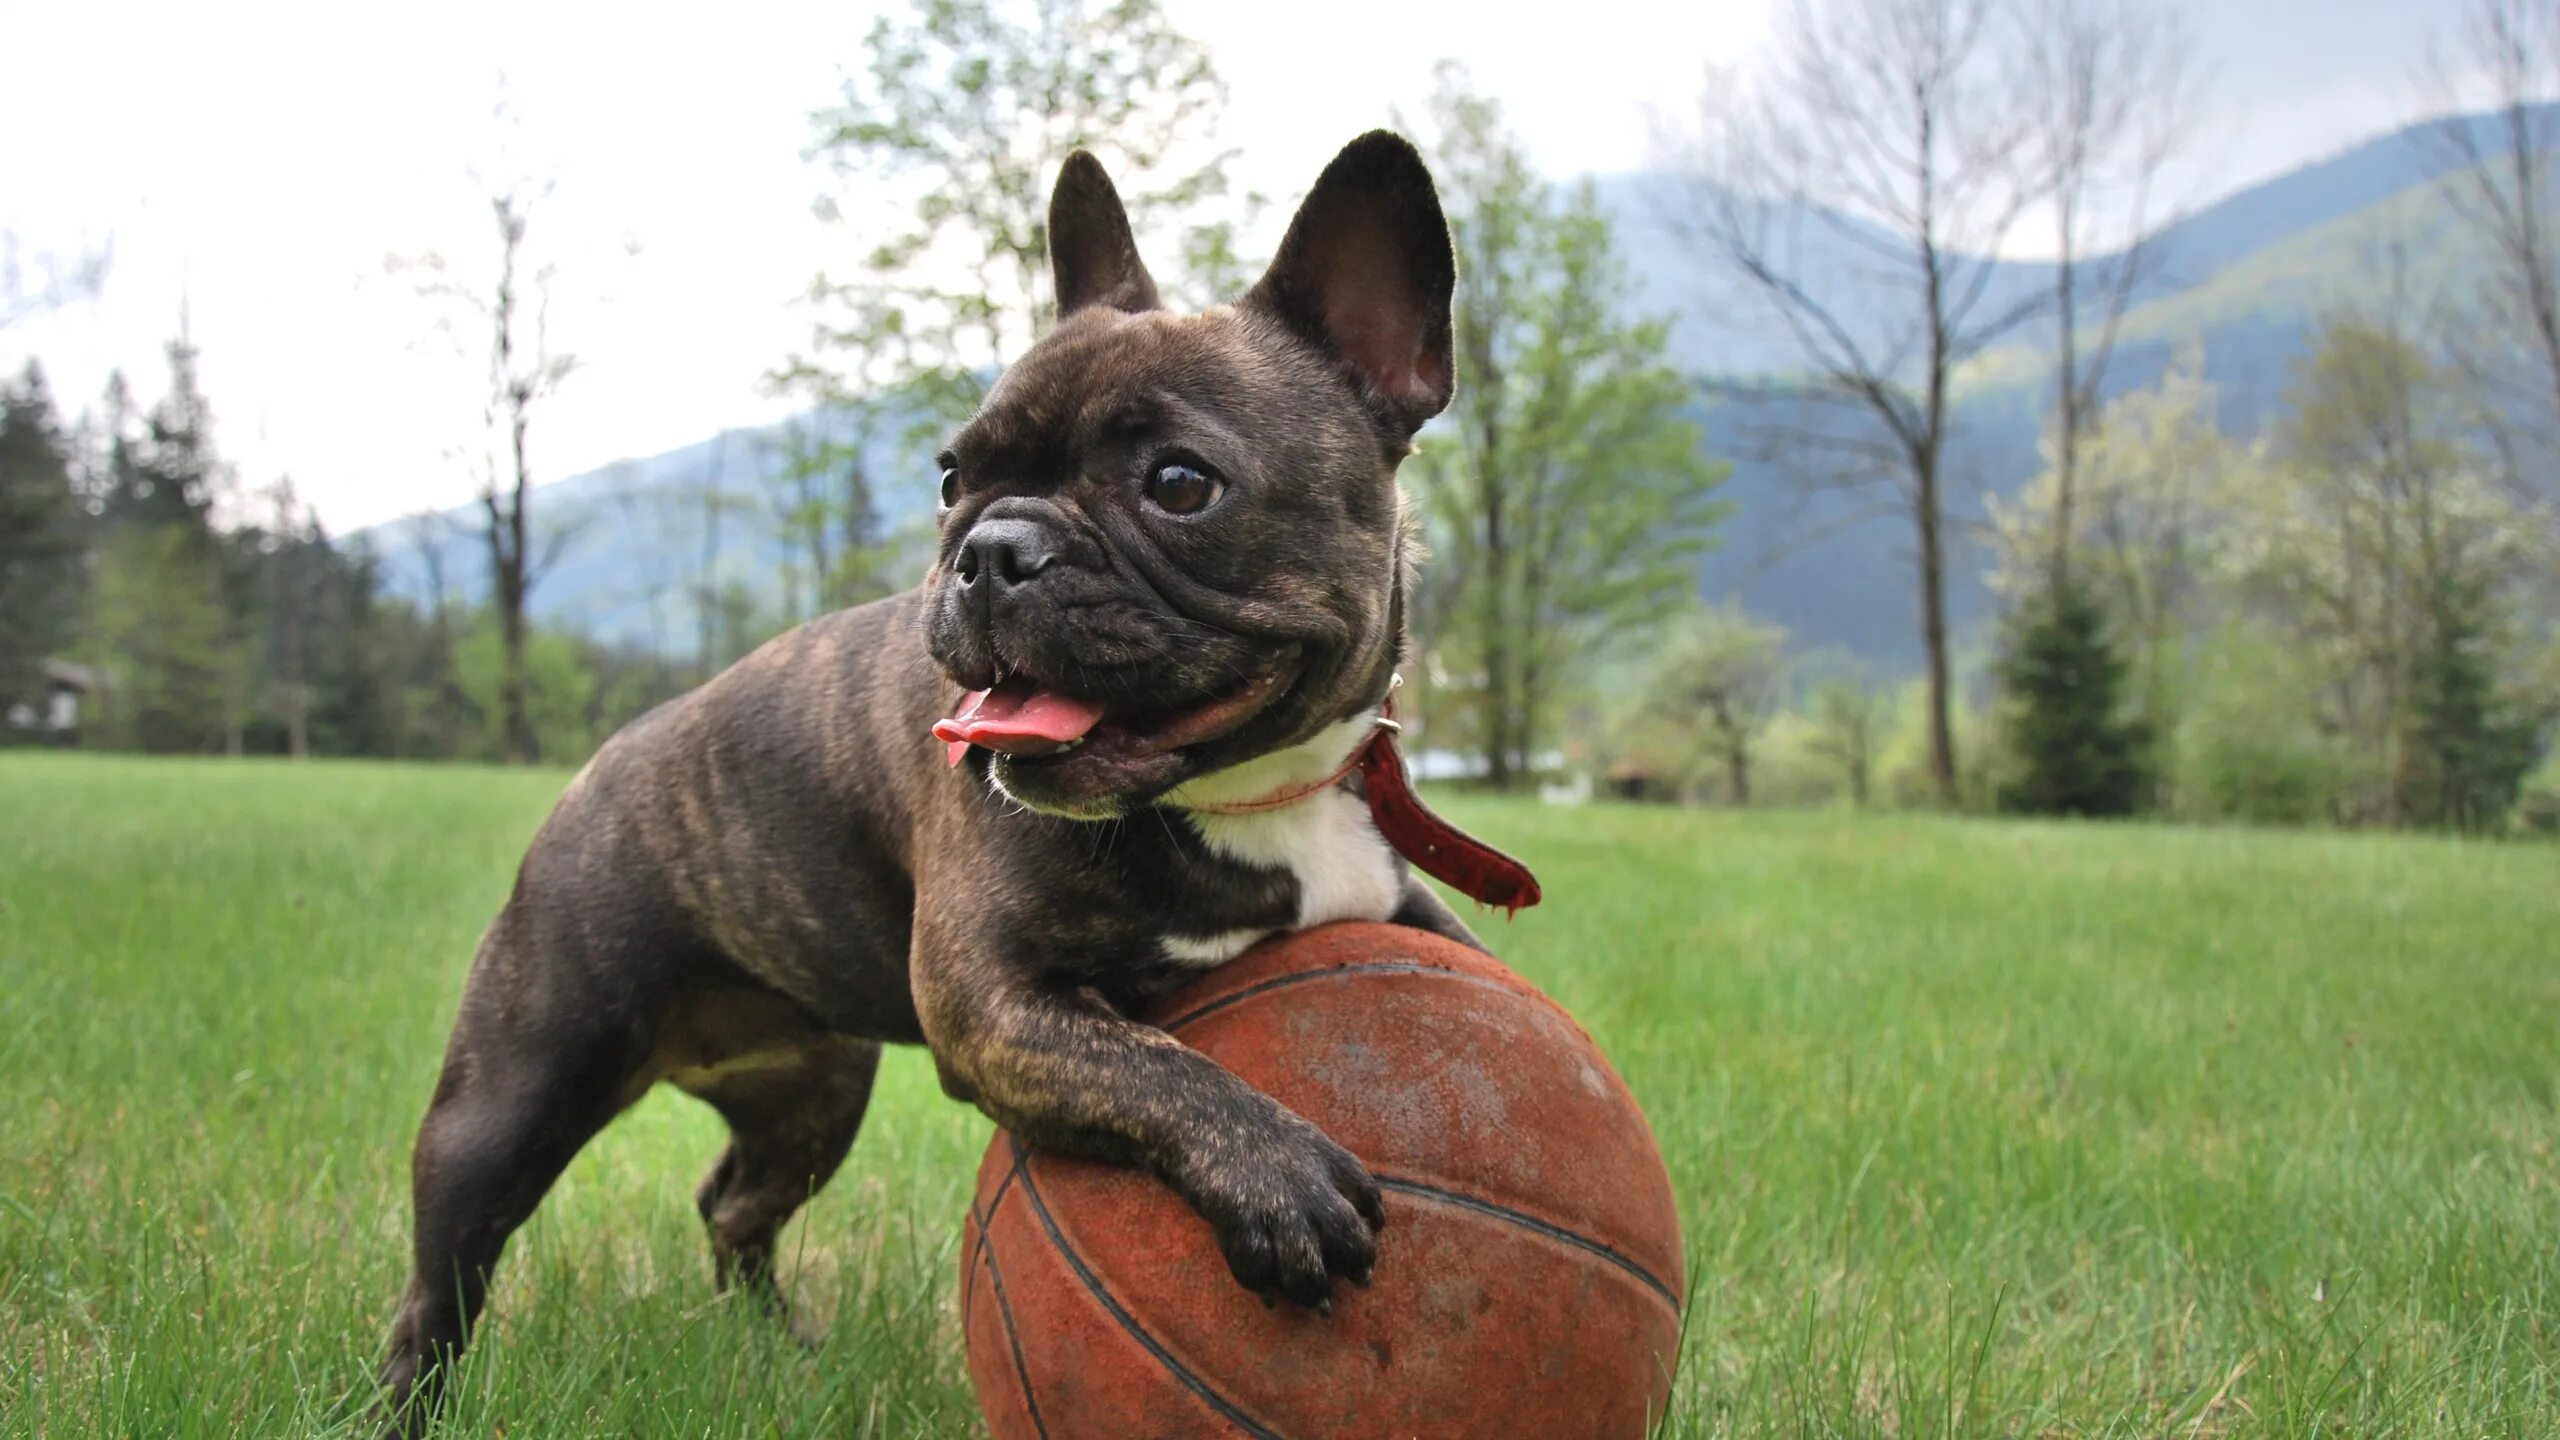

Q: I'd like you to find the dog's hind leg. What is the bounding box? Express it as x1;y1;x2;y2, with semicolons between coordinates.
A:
374;920;658;1437
676;1035;881;1334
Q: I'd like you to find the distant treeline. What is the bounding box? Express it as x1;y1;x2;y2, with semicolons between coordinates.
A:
5;0;2556;842
0;341;704;765
1584;329;2560;835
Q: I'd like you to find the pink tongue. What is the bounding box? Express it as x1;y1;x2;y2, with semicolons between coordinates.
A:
933;682;1107;766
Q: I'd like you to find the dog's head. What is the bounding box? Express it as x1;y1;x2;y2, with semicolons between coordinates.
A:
923;132;1454;818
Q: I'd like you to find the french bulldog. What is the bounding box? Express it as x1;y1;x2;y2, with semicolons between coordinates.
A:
374;130;1536;1433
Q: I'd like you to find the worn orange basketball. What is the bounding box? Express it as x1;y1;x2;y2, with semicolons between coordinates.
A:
960;921;1685;1440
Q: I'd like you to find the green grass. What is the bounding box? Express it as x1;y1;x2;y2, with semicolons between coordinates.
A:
3;753;2556;1437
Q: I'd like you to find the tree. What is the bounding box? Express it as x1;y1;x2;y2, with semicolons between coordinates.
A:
1662;0;2057;805
1637;604;1789;804
1411;71;1728;788
1806;674;1882;806
757;401;892;621
296;533;403;760
675;434;751;681
82;337;244;754
100;334;226;534
2222;318;2546;825
1995;574;2150;816
0;231;109;332
1986;356;2238;741
793;0;1234;434
2407;571;2545;830
0;363;86;712
2020;0;2193;585
395;185;580;763
2417;0;2560;517
257;479;316;758
84;525;233;752
391;510;474;759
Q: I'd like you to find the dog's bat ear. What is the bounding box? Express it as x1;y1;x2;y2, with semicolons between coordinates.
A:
1048;150;1162;320
1246;131;1457;437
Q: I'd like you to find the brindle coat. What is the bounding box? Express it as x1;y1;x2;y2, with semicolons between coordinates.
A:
376;132;1479;1431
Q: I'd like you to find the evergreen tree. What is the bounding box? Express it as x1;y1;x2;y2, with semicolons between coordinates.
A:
1996;575;2151;816
82;337;241;752
102;335;224;534
301;534;401;758
0;361;86;712
85;523;233;751
2407;572;2544;832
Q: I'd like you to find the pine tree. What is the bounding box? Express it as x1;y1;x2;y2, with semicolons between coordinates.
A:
0;361;86;714
83;338;241;752
1996;576;2151;817
2407;573;2543;832
102;336;224;534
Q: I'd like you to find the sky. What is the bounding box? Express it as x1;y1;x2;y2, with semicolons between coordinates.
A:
0;0;2481;534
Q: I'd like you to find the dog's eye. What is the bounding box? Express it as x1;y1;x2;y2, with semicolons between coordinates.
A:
1144;461;1224;516
938;468;961;510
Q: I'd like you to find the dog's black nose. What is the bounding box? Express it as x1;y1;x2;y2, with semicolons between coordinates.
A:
955;517;1060;589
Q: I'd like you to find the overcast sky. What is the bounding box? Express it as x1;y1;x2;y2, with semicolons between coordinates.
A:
0;0;2479;533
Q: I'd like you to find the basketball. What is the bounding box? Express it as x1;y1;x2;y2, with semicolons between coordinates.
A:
960;921;1685;1439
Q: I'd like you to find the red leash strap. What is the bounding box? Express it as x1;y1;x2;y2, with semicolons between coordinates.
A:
1357;729;1542;916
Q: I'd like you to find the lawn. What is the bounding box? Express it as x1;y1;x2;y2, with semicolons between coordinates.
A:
2;752;2556;1437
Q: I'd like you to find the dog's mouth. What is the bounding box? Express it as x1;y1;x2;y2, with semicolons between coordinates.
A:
933;645;1306;772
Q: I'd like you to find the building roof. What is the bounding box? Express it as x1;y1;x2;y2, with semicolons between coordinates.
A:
42;658;100;692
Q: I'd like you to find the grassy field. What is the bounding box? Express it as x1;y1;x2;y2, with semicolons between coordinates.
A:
3;752;2556;1438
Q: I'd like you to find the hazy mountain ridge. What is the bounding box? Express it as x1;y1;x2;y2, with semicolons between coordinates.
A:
362;105;2546;668
1663;106;2547;668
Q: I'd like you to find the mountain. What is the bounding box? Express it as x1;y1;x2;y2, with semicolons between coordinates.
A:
1607;106;2547;669
361;105;2547;670
366;416;942;655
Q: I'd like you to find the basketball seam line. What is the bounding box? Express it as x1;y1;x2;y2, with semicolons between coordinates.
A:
976;1204;1053;1440
1157;960;1528;1033
970;1147;1028;1283
1374;1175;1684;1313
962;1147;1044;1434
1010;1136;1287;1440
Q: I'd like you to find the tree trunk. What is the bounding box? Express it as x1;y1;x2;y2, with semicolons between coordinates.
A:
1916;97;1960;810
2051;190;2081;589
496;442;537;766
279;532;309;760
223;668;244;758
1918;452;1956;805
1477;434;1513;791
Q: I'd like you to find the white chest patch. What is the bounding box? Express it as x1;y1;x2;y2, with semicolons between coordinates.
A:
1158;753;1403;969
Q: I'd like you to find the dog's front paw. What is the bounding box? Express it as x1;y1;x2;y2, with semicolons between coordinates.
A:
1172;1109;1387;1311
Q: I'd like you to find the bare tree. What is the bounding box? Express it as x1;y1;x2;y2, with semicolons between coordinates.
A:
397;507;468;760
394;186;579;763
2418;0;2560;516
1660;0;2054;805
2021;0;2195;586
675;435;766;681
0;232;110;331
756;401;889;622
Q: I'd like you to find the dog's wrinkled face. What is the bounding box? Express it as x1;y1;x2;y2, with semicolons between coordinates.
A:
923;134;1456;818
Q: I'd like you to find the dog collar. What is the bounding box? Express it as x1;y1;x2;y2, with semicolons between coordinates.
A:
1187;690;1542;916
1180;715;1390;817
